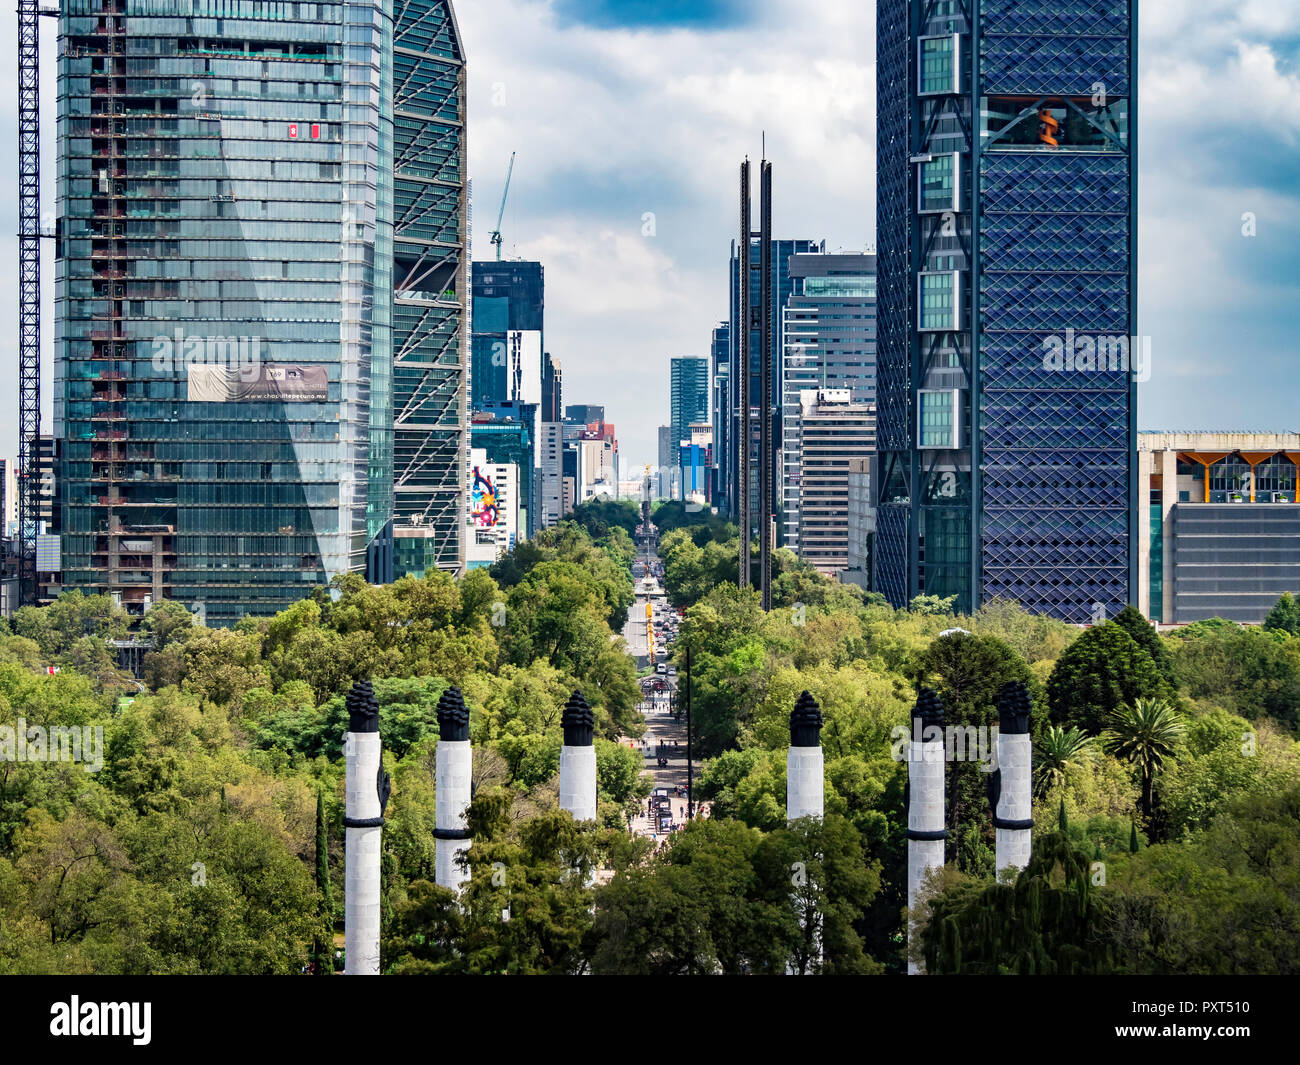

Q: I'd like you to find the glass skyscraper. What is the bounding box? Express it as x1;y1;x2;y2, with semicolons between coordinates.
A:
669;356;708;456
781;251;877;551
709;321;729;506
875;0;1136;621
469;260;543;410
56;0;466;623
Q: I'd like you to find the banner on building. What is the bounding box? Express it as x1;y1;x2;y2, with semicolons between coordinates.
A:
187;364;328;402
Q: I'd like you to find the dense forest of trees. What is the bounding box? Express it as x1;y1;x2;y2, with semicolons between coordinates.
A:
1;509;1297;973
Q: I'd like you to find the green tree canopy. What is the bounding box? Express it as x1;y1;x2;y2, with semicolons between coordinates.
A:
1046;622;1170;734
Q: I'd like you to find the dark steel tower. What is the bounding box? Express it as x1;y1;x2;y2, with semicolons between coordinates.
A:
758;159;773;610
737;160;751;589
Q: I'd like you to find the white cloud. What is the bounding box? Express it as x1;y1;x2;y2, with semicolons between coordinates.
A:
459;0;877;462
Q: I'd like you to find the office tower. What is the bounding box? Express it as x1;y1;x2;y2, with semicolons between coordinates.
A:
782;251;877;550
541;353;562;421
537;423;563;528
576;432;616;504
56;3;396;624
31;435;56;531
471;404;535;538
656;424;675;500
1;459;18;540
567;411;619;499
469;261;544;539
595;417;619;489
391;1;469;579
679;426;712;505
537;352;563;527
32;435;60;604
471;261;544;409
670;356;708;455
670;355;707;506
709;322;730;508
792;390;876;573
844;457;874;591
875;0;1137;620
1138;432;1300;625
727;236;821;530
562;446;577;516
565;404;604;425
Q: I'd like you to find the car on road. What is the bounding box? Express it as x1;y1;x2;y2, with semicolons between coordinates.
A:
655;663;667;675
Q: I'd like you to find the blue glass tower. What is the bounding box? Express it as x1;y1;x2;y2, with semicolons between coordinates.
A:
875;0;1137;621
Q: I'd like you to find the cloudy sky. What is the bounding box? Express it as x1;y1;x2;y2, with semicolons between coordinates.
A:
2;0;1298;470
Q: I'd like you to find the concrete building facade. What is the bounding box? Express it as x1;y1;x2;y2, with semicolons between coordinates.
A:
1139;432;1300;626
793;389;876;574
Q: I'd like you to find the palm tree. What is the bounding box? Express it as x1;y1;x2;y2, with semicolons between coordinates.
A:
1033;725;1094;799
1101;697;1185;821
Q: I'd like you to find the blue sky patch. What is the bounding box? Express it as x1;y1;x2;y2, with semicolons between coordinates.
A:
551;0;751;31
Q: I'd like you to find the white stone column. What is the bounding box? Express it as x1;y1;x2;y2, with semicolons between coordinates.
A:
434;686;473;892
786;746;824;821
787;690;825;974
907;688;946;975
786;690;825;822
995;681;1034;877
436;739;472;890
559;744;598;822
559;690;598;822
343;680;385;976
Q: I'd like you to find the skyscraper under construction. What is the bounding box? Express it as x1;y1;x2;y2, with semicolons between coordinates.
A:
55;0;468;623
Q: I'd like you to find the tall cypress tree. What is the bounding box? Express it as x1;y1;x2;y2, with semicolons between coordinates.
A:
923;833;1113;975
1113;605;1177;685
314;787;333;974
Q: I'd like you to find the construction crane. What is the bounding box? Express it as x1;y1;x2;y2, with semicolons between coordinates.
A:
16;2;60;607
488;151;515;261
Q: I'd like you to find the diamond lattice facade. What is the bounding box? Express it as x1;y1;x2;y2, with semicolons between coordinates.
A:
875;0;1137;620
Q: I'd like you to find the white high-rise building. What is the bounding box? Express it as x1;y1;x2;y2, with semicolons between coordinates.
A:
781;252;877;551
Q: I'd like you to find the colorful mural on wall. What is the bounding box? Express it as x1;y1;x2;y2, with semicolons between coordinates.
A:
471;466;500;528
